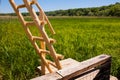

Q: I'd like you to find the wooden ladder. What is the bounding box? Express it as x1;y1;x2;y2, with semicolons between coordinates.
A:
9;0;63;75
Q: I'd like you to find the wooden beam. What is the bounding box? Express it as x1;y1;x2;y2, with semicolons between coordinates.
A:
26;21;35;26
17;4;26;9
57;54;111;80
31;72;62;80
37;58;80;74
31;54;114;80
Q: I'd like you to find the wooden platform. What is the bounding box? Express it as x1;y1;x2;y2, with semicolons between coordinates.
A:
37;58;80;74
31;54;118;80
32;75;117;80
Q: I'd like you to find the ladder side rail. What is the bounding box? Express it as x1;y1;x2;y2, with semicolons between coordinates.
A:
35;2;55;34
40;40;46;75
9;0;26;26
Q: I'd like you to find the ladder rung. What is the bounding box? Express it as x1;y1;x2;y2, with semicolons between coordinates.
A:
26;21;35;26
17;4;26;9
30;0;37;5
56;54;64;60
33;36;55;43
40;20;47;25
17;1;36;9
49;38;56;44
39;49;50;54
47;60;57;68
32;36;44;41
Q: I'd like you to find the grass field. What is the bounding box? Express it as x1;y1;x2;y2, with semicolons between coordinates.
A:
0;17;120;80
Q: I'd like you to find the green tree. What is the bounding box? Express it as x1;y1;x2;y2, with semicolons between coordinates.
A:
109;5;120;16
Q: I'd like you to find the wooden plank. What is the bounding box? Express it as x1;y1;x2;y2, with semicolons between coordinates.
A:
75;69;117;80
110;76;118;80
31;55;118;80
75;69;118;80
32;69;118;80
37;58;80;74
31;72;62;80
75;69;100;80
32;58;79;79
57;54;111;80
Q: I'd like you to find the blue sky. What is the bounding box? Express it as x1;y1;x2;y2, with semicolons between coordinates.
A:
0;0;120;13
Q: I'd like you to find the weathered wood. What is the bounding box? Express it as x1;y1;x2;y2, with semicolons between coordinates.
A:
110;76;118;80
75;72;117;80
37;58;80;74
57;54;111;80
31;72;62;80
75;69;100;80
93;61;111;80
32;72;117;80
32;58;79;80
31;54;118;80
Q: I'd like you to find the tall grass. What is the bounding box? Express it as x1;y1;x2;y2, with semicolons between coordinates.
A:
0;18;39;80
0;17;120;79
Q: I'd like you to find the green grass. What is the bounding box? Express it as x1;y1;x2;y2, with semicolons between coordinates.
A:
0;17;120;79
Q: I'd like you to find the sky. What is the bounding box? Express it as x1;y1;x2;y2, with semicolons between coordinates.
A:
0;0;120;13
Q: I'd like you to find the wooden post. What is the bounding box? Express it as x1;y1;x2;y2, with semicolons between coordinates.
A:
40;40;46;75
93;57;111;80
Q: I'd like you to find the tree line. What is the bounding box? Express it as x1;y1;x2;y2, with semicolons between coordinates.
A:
46;2;120;17
0;2;120;17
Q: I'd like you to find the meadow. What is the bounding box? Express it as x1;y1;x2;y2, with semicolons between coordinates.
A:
0;17;120;80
